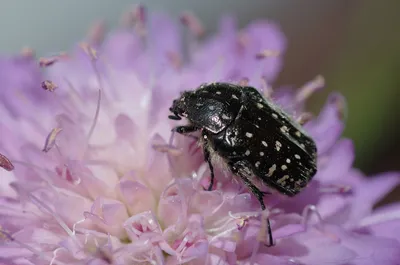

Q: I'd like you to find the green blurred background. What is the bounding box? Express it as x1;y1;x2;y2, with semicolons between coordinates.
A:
0;1;398;199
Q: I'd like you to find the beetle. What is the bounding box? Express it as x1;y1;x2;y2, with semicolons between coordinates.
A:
168;82;318;244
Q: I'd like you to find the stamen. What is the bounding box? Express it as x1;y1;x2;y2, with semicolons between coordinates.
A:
82;43;104;152
296;112;313;126
72;218;86;236
166;130;179;177
86;88;102;144
42;128;63;152
50;247;64;265
180;11;205;37
39;52;69;67
87;20;106;45
63;77;84;107
0;152;14;171
10;160;60;190
28;194;82;248
120;4;147;35
301;205;324;228
0;227;60;264
20;47;35;58
166;51;183;70
41;80;58;92
330;93;348;121
152;144;182;156
295;75;325;103
260;76;273;99
255;50;280;59
80;42;98;61
319;185;352;194
208;225;239;244
228;211;258;230
239;77;249;86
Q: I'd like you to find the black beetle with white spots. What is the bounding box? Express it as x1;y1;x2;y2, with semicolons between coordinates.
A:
168;82;318;245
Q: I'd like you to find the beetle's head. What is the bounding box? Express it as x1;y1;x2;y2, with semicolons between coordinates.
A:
168;91;192;120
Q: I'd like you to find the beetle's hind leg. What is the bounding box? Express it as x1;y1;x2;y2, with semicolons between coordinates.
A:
230;163;267;210
229;162;274;246
265;218;274;247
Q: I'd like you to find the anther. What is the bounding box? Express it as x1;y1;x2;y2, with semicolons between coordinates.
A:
121;4;147;36
80;42;98;61
87;20;106;45
20;47;35;58
180;11;205;37
0;153;14;171
296;112;313;126
39;52;68;67
319;185;352;194
41;80;58;92
330;94;348;121
42;128;63;152
239;77;249;86
255;50;280;59
295;75;325;103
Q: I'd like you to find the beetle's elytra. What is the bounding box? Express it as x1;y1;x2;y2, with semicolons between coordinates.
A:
169;82;318;211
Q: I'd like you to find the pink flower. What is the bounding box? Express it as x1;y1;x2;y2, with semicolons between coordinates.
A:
1;7;399;265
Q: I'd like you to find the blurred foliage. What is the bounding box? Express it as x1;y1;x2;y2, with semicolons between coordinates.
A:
326;0;400;174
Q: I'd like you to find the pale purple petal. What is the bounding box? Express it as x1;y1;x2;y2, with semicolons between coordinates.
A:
0;9;399;265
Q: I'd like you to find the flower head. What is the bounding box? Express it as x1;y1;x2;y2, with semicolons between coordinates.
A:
1;7;400;265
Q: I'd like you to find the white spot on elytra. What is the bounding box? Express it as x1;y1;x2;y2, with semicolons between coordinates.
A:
260;152;264;156
196;103;203;107
277;175;290;185
275;141;282;151
255;161;261;168
272;113;278;119
208;105;215;111
222;114;230;120
232;94;239;100
255;124;259;128
281;165;287;170
267;164;276;177
286;158;291;163
280;126;289;133
295;154;301;159
203;135;207;139
256;103;264;109
216;91;221;95
295;131;301;137
262;141;268;147
258;117;261;121
245;132;253;138
245;150;251;156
